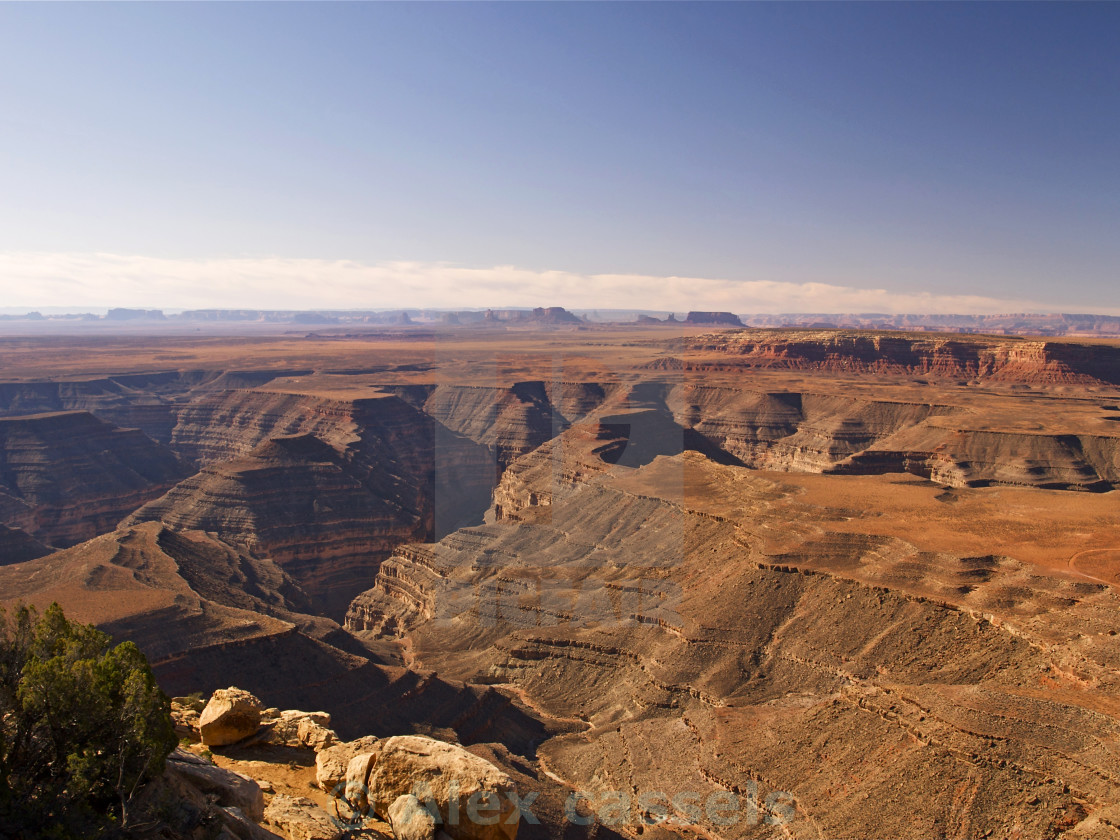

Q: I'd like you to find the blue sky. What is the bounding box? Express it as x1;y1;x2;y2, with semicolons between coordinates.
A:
0;2;1117;312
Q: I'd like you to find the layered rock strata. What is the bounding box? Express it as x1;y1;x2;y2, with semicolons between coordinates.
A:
0;411;188;546
126;392;495;616
0;522;551;753
676;330;1120;386
346;455;1120;839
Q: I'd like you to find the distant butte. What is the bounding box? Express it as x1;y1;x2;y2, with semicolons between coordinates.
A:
684;310;745;326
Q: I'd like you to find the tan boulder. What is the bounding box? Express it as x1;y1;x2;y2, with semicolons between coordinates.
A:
298;716;336;751
388;794;437;840
343;750;380;814
200;687;264;747
348;735;520;840
263;709;336;750
263;794;345;840
316;736;380;794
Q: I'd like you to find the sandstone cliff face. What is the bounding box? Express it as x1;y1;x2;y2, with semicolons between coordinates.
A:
388;382;614;472
678;330;1120;386
124;434;431;617
831;427;1120;490
666;384;958;472
167;389;370;465
0;411;188;547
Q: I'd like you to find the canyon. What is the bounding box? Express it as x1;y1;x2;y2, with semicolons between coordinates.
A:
1;323;1119;839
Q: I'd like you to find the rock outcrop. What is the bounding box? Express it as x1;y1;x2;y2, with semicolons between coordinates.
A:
263;795;345;840
316;736;381;794
166;747;266;821
342;736;519;840
262;709;337;751
201;687;265;747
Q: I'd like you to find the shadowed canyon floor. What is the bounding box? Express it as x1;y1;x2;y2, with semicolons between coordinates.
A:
1;324;1119;839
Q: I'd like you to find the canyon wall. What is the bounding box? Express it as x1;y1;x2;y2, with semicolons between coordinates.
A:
347;457;1120;839
0;411;188;547
127;393;495;616
676;331;1120;386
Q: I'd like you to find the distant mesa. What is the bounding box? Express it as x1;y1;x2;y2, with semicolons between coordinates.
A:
741;312;1120;337
685;311;745;327
483;306;582;325
106;307;166;321
290;312;340;325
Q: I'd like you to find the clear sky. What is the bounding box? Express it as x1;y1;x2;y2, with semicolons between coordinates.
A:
0;1;1117;313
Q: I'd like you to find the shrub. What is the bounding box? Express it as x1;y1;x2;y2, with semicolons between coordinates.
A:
0;603;177;838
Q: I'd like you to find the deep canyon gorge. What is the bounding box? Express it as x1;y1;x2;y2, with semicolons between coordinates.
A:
2;323;1119;840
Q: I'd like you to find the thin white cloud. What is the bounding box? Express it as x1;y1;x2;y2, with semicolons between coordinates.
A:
0;251;1111;315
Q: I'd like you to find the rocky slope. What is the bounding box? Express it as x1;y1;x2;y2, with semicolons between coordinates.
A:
0;522;550;754
0;523;50;565
0;410;188;546
347;453;1120;839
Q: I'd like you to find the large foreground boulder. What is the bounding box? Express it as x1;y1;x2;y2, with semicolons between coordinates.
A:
316;735;380;794
221;806;285;840
343;735;520;840
165;748;265;821
264;795;345;840
201;687;264;747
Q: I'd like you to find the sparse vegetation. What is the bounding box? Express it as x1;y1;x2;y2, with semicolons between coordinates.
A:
0;603;177;839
